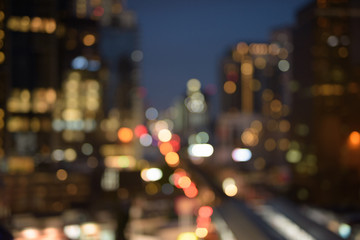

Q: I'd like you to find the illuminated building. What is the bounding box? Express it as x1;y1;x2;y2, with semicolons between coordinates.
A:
290;0;360;207
216;37;293;190
0;0;143;217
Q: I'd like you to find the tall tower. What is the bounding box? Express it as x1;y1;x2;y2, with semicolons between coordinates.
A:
291;0;360;207
216;40;293;193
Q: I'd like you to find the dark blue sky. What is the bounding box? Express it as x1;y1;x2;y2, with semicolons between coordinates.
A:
127;0;312;111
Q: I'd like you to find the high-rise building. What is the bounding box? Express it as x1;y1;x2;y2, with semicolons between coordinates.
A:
290;0;360;208
0;0;143;217
216;39;293;191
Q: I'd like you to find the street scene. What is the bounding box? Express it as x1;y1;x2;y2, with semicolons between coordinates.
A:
0;0;360;239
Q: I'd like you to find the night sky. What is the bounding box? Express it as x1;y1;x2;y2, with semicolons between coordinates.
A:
127;0;312;112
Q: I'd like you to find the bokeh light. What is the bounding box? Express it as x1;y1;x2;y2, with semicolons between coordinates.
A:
83;34;96;46
188;144;214;157
56;169;68;181
195;228;208;238
349;131;360;147
117;127;133;143
134;124;147;137
159;142;173;155
178;176;191;188
158;129;172;142
141;168;163;182
198;206;213;218
224;81;236;94
145;107;158;120
64;225;81;239
177;232;197;240
232;148;252;162
140;133;153;147
165;152;180;167
187;78;201;92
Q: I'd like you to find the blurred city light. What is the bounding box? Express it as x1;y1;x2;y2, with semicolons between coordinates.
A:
177;232;197;240
187;79;201;92
145;107;158;120
222;178;238;197
158;129;172;142
21;228;40;239
198;206;213;218
349;131;360;147
165;152;180;167
188;144;214;157
338;223;351;238
104;155;136;169
195;227;208;238
139;133;153;147
231;148;252;162
134;124;148;137
141;168;163;182
117;127;134;143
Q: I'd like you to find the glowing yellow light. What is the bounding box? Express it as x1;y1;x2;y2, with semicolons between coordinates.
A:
104;156;136;169
178;176;191;188
165;152;180;167
64;148;77;162
222;178;238;196
286;149;302;163
223;81;236;94
0;52;5;64
241;129;258;146
117;127;133;143
349;131;360;147
0;11;4;21
177;232;197;240
224;184;238;197
31;17;42;32
158;129;172;142
44;19;56;34
56;169;68;181
195;228;208;238
81;223;99;236
241;62;253;75
19;16;30;32
83;34;96;46
187;79;201;92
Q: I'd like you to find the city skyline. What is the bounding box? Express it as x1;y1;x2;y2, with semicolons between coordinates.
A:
128;0;311;111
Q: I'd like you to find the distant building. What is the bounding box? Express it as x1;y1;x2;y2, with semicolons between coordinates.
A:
216;38;293;192
290;0;360;208
0;0;143;216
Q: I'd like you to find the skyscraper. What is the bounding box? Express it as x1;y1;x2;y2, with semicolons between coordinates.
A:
290;0;360;208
